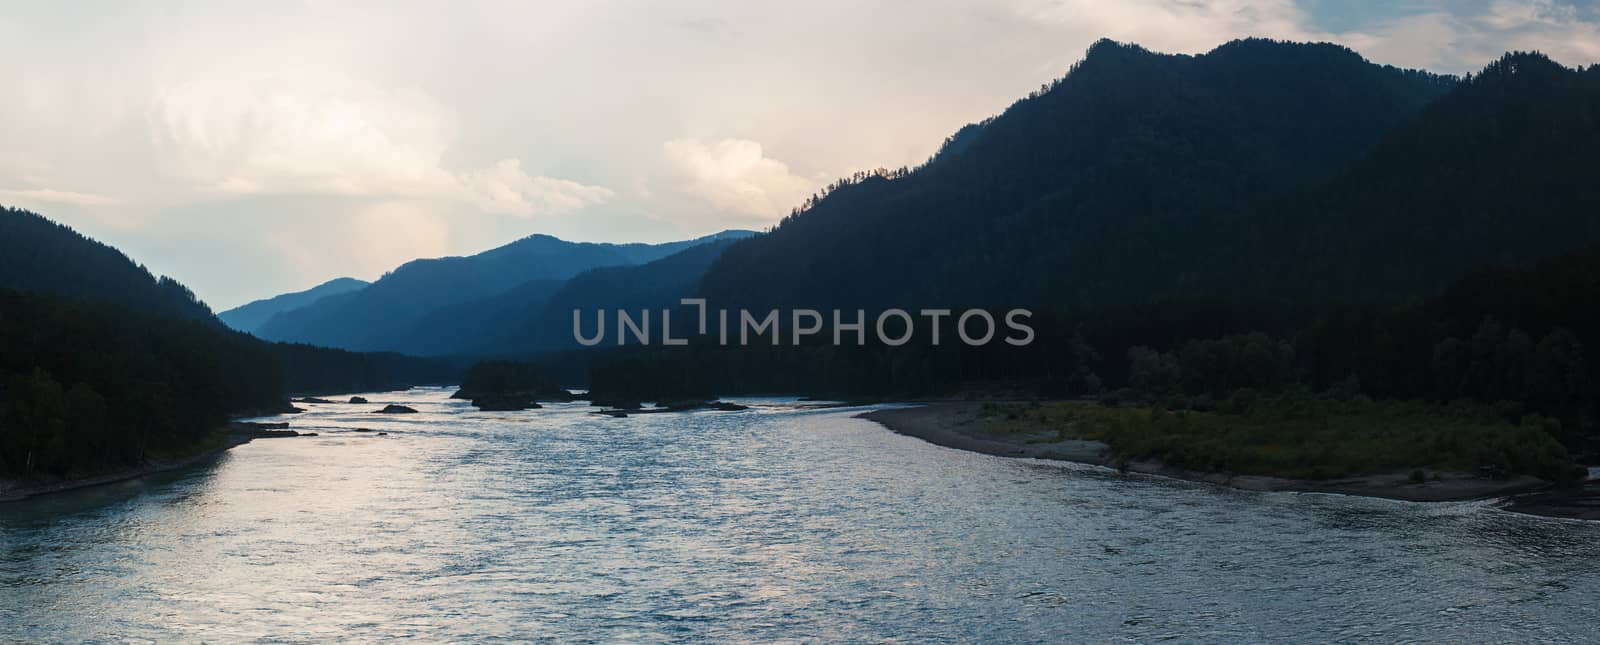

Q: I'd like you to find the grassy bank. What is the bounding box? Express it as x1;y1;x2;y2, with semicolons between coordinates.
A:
979;399;1580;483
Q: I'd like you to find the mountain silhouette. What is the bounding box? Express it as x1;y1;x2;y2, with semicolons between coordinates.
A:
218;277;369;334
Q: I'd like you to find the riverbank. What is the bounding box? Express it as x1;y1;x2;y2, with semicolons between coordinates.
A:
859;402;1550;502
0;422;292;503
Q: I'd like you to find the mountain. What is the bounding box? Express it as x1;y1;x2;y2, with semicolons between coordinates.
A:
0;209;283;479
562;39;1600;419
1232;52;1600;301
0;209;457;477
218;277;369;334
481;236;750;354
698;38;1459;310
383;279;568;357
0;206;215;321
254;229;755;352
0;287;287;479
700;42;1600;313
378;232;756;356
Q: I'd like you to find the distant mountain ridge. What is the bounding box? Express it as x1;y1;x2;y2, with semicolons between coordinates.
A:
475;236;750;354
351;235;754;356
219;277;369;334
253;229;755;352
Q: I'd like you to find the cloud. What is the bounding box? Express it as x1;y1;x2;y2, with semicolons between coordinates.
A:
1483;0;1573;30
663;138;817;219
1475;0;1600;64
148;72;611;216
456;159;614;218
0;187;119;206
1323;0;1600;73
260;200;455;283
1006;0;1600;75
1014;0;1327;52
5;0;1600;309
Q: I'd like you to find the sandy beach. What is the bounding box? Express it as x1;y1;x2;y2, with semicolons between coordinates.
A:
860;402;1551;503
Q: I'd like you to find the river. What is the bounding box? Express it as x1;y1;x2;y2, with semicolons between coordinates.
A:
3;388;1598;642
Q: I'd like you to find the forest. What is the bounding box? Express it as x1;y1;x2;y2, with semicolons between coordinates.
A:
0;288;283;477
6;39;1600;485
569;247;1600;480
699;46;1598;312
519;43;1600;483
0;207;460;480
0;287;460;478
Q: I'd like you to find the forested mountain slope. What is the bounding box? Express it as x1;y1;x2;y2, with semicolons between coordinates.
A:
1231;52;1600;302
0;206;215;322
699;38;1459;310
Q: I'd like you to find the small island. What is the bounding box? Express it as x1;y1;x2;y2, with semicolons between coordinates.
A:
450;361;574;411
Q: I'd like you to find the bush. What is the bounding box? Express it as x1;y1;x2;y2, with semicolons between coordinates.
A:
979;400;1581;482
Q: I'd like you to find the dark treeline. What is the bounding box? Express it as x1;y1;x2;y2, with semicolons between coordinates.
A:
0;287;462;478
271;343;459;397
573;305;1292;402
573;246;1600;455
0;288;281;477
0;205;464;480
454;360;568;400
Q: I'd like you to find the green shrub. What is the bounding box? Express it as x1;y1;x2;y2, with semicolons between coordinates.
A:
981;400;1580;482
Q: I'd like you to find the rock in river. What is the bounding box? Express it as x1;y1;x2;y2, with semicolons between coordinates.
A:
471;395;543;411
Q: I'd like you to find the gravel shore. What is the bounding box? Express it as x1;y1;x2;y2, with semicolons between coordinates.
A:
859;402;1550;503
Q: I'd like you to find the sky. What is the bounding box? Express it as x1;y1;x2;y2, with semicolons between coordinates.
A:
3;0;1598;310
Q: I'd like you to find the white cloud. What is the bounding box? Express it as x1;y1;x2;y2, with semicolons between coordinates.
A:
1478;0;1600;63
0;187;119;206
1008;0;1600;74
1015;0;1327;52
4;0;1600;308
261;200;455;283
456;159;614;218
1483;0;1570;30
1331;1;1600;73
663;138;817;219
148;72;611;217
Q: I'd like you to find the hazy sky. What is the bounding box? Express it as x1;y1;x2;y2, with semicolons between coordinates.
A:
4;0;1598;309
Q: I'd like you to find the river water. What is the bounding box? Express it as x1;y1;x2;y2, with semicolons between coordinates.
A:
3;388;1599;642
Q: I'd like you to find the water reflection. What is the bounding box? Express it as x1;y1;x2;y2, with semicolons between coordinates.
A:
3;387;1599;641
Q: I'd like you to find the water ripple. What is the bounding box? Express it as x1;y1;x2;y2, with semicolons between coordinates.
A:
3;387;1600;642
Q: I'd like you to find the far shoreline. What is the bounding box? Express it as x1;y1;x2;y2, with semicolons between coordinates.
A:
1;427;271;503
858;402;1553;504
0;394;405;504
